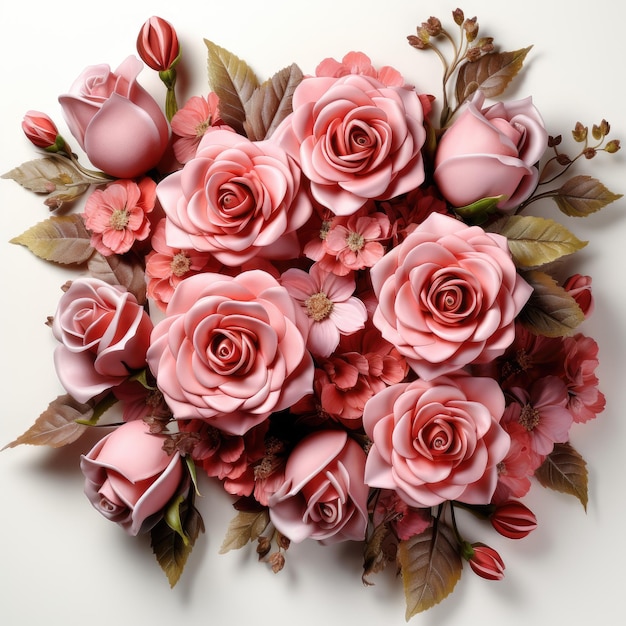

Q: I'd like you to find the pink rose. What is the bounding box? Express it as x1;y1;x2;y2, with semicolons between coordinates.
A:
363;373;510;508
157;128;312;266
58;56;169;178
268;430;369;544
371;212;532;380
80;420;185;535
146;270;314;436
434;93;548;211
272;73;426;216
52;277;153;403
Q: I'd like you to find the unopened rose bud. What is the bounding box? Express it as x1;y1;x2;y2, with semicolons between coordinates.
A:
136;16;180;72
563;274;594;318
490;500;538;539
22;110;66;152
466;542;505;580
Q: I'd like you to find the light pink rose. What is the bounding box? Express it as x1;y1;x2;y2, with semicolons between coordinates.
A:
157;128;311;266
371;212;533;380
363;373;510;508
52;277;153;403
58;56;169;178
146;270;314;436
80;420;185;535
434;93;548;211
271;73;426;216
268;430;369;544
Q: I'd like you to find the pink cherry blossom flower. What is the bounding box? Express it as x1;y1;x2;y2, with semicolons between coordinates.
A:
83;177;156;256
280;263;367;358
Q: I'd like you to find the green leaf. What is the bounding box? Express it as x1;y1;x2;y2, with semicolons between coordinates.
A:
552;175;623;217
219;509;270;554
74;393;118;426
10;214;94;264
87;251;146;305
243;64;303;141
453;195;504;224
397;520;462;619
2;394;91;449
488;215;587;268
519;270;585;337
455;47;533;105
205;39;260;136
151;498;205;588
535;442;588;510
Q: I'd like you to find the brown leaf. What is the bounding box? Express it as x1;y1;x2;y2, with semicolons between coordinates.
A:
535;442;589;510
243;64;304;141
553;175;623;217
87;251;147;304
10;214;94;264
455;47;532;105
219;509;270;554
362;522;395;584
519;270;585;337
2;394;91;449
205;39;260;136
397;520;462;619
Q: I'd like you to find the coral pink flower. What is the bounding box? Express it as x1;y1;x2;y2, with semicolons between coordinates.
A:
280;263;367;358
136;16;180;72
315;51;405;87
503;376;573;456
170;93;224;163
84;177;156;256
372;490;431;540
145;218;219;311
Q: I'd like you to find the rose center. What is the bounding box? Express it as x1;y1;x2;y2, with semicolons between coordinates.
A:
305;292;334;322
109;209;129;231
346;231;365;252
518;404;541;431
170;252;192;277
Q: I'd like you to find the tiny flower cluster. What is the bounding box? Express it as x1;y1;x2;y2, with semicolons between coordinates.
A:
4;8;619;619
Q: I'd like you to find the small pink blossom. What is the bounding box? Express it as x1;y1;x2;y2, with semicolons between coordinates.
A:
84;177;156;256
315;51;405;87
373;490;431;540
281;263;367;358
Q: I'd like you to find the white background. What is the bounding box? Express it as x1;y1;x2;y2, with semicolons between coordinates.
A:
1;1;624;625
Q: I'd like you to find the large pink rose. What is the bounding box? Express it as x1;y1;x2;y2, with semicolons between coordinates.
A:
371;212;532;380
58;56;169;178
363;373;510;507
146;270;314;436
80;420;185;535
434;92;548;212
157;128;312;266
271;73;426;216
52;277;153;403
268;430;369;544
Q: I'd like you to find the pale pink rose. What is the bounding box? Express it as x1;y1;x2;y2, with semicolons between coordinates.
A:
563;274;594;318
83;177;156;256
271;73;426;216
136;16;180;72
371;212;533;380
268;430;369;544
52;277;153;403
58;56;169;178
157;128;312;265
80;420;184;535
434;92;548;211
146;270;314;436
363;373;510;508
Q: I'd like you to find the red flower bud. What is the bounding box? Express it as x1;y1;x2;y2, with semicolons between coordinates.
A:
490;500;538;539
467;543;505;580
563;274;594;318
136;16;180;72
22;110;59;149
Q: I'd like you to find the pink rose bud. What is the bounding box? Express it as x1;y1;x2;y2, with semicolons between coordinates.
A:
467;542;506;580
490;500;538;539
563;274;594;318
21;110;64;151
136;16;180;72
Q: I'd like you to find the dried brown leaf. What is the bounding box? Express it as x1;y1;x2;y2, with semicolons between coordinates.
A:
535;442;589;510
397;520;462;619
243;64;304;141
519;270;585;337
10;214;93;264
455;47;532;104
219;509;270;554
2;394;91;449
362;522;395;584
553;175;623;217
205;39;260;136
87;251;146;305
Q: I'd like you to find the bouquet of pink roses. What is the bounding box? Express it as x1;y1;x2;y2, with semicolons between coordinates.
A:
3;9;620;619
